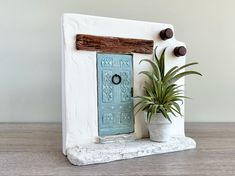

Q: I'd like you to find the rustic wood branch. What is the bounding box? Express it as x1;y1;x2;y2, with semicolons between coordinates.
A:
76;34;154;54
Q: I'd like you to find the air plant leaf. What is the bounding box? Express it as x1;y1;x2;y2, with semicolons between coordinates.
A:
167;71;202;84
159;48;166;78
164;62;200;83
139;59;161;81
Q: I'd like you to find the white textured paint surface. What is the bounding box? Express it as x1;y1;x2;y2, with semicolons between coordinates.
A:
67;137;196;166
62;14;186;155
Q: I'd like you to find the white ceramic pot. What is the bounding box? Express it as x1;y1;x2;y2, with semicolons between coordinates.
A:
145;113;172;142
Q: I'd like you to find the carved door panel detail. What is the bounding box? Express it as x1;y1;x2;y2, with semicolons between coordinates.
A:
102;71;113;103
120;71;131;102
97;53;134;136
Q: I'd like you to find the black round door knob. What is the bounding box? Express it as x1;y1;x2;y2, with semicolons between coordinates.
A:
174;46;187;57
160;28;173;40
112;74;122;85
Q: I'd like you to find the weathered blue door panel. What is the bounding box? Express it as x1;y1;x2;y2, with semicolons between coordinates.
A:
97;53;134;136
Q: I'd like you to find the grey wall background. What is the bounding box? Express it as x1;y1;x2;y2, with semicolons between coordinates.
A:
0;0;234;122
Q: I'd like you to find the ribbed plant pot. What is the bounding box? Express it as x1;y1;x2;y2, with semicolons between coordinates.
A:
145;113;172;142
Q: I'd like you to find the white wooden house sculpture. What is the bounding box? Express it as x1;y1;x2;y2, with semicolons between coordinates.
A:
62;14;196;166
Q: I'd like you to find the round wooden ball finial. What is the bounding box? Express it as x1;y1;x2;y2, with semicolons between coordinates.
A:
174;46;187;57
160;28;173;40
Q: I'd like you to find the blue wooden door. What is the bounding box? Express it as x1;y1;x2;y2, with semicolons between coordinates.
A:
97;53;134;136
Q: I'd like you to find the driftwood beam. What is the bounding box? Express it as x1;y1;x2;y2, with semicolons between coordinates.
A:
76;34;154;54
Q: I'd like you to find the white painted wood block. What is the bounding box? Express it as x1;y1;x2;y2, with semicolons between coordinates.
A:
61;14;190;163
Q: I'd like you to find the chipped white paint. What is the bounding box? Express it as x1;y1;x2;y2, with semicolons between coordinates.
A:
62;13;187;156
67;137;196;166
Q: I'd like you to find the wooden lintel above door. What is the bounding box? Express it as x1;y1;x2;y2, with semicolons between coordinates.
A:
76;34;154;54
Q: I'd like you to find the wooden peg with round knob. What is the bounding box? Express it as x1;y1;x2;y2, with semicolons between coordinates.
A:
160;28;173;40
174;46;187;57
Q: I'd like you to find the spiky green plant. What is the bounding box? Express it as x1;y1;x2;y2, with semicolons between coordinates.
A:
134;47;202;123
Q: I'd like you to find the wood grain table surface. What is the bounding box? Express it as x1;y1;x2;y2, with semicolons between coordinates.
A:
0;123;234;176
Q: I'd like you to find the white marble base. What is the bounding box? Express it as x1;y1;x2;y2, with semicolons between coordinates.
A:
67;137;196;166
